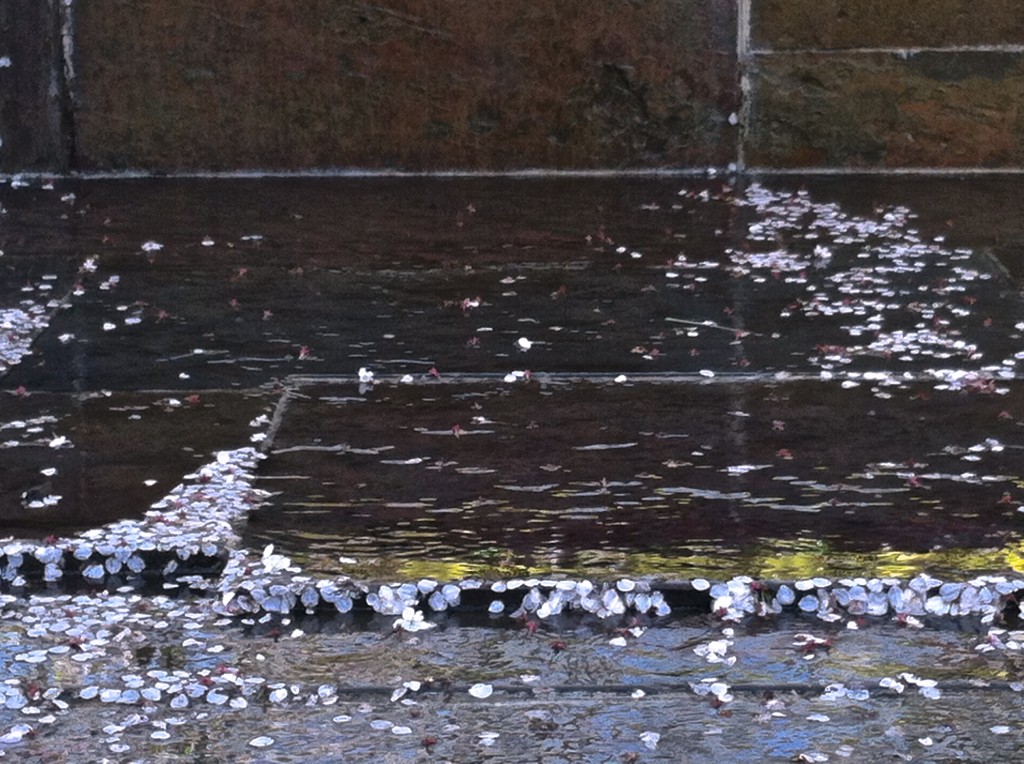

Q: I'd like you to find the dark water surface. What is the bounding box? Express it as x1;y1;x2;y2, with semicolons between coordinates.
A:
250;378;1024;581
4;174;1024;760
3;174;1024;580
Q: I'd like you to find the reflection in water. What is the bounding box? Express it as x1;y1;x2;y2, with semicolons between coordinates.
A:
5;176;1024;762
248;378;1024;580
266;534;1024;583
4;177;1024;582
238;179;1024;581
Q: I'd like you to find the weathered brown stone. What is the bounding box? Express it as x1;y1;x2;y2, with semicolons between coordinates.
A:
753;0;1024;50
746;51;1024;167
0;0;70;172
74;0;738;171
783;175;1024;286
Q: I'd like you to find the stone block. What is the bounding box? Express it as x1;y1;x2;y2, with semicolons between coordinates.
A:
0;0;69;171
753;0;1024;50
746;51;1024;167
74;0;738;171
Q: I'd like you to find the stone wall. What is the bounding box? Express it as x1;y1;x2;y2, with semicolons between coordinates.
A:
2;0;1023;172
746;0;1024;168
0;0;71;171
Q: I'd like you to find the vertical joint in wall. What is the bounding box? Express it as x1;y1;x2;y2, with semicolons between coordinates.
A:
57;0;78;170
736;0;752;172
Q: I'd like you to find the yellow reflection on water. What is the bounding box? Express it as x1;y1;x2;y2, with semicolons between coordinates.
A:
748;539;1024;580
395;559;477;581
275;530;1024;581
391;538;1024;581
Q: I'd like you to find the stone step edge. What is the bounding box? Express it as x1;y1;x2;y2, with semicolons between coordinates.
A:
0;445;1019;627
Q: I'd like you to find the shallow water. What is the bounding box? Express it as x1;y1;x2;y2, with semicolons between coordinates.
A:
247;377;1024;581
1;598;1021;762
6;175;1023;577
3;174;1024;760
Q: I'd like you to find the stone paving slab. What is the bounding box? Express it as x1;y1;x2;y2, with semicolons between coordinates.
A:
4;175;1023;274
4;177;1022;393
0;390;273;534
2;594;1023;762
249;378;1024;581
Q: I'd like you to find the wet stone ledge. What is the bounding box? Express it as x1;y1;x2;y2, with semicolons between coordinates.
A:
0;438;1021;628
251;375;1024;581
211;560;1024;627
0;447;266;588
5;516;1024;630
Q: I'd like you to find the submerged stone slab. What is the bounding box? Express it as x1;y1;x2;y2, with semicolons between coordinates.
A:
73;0;737;171
753;0;1024;50
248;379;1024;580
16;685;1024;762
0;391;273;534
747;51;1024;167
744;175;1024;289
5;177;1022;391
4;584;1024;763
